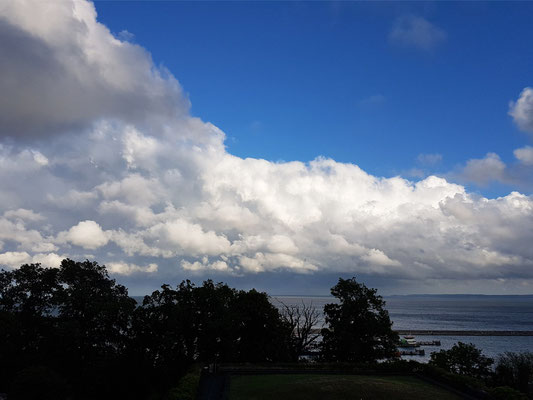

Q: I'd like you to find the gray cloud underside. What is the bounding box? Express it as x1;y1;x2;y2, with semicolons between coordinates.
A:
0;1;533;290
0;2;186;138
451;151;533;190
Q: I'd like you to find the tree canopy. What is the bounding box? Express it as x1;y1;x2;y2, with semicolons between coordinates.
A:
429;342;494;380
0;260;139;399
320;277;398;362
493;351;533;394
6;261;528;399
0;260;293;399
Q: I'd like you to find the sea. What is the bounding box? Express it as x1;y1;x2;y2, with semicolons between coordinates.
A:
270;294;533;362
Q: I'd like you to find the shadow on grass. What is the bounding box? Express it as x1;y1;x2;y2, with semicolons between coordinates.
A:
228;374;463;400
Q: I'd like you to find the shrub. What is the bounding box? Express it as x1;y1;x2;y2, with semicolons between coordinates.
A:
419;363;488;396
429;342;493;380
163;372;201;400
493;351;533;394
10;366;68;400
487;386;528;400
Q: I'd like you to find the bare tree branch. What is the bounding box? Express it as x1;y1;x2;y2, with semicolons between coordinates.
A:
277;299;322;361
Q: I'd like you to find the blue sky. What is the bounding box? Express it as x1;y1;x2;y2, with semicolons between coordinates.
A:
1;0;533;295
96;1;533;196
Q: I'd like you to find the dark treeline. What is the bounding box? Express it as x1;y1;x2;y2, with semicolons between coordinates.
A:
0;259;398;399
0;260;290;399
3;259;531;400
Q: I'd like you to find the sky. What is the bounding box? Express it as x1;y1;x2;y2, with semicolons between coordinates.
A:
0;0;533;295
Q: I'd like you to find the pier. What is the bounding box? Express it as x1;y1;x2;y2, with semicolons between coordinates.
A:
416;340;441;346
399;349;425;356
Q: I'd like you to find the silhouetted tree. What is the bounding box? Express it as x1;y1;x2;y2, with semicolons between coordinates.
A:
0;259;300;398
429;342;494;380
54;259;137;398
136;282;291;368
0;260;138;399
279;300;321;361
0;263;61;316
320;277;398;362
0;264;61;390
132;281;203;393
493;351;533;394
230;288;291;362
193;280;238;362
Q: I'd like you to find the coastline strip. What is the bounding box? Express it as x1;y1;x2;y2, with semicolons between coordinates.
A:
394;330;533;336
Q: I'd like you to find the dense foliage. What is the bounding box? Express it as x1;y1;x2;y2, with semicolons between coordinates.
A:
320;277;398;362
493;351;533;394
429;341;494;380
429;344;533;397
0;261;142;399
0;260;291;399
2;262;532;399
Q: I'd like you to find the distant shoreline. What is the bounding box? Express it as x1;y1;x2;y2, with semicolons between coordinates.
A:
132;293;533;299
385;294;533;298
270;294;533;298
394;330;533;336
308;329;533;336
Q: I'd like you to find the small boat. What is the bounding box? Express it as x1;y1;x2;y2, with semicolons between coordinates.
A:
398;335;418;347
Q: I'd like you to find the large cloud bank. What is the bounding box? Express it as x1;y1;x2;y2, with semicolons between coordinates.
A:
1;1;533;289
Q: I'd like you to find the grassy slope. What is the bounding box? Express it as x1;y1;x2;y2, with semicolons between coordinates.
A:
229;374;463;400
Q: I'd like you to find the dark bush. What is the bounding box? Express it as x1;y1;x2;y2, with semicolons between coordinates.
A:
488;386;528;400
419;363;489;397
10;366;68;400
429;342;493;380
493;351;533;394
163;371;201;400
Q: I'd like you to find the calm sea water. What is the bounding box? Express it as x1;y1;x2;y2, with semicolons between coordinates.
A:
271;295;533;362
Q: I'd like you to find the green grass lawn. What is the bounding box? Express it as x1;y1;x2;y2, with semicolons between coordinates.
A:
229;374;463;400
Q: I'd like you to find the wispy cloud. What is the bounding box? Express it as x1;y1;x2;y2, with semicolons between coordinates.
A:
359;94;386;107
117;30;135;42
417;153;443;166
389;15;446;51
509;87;533;136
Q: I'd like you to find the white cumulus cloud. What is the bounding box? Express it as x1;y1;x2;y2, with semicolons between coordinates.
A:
4;208;44;222
459;153;507;186
106;261;158;276
0;0;188;138
0;0;532;291
58;220;109;250
0;251;64;269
